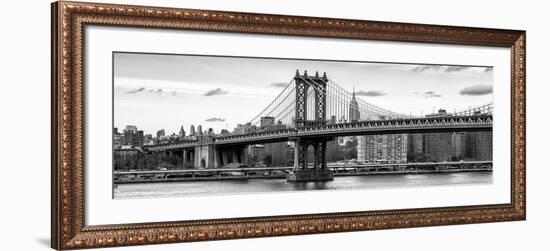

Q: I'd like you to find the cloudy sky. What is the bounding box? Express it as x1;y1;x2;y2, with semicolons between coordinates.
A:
114;52;494;135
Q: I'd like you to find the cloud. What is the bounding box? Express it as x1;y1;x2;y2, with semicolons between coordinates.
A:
411;65;441;72
142;88;163;94
423;91;442;98
205;117;226;122
459;85;493;96
444;66;468;73
125;87;146;94
411;65;469;73
269;82;288;88
355;90;386;97
204;88;228;96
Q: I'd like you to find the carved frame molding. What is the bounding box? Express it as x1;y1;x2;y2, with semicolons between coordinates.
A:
51;1;526;249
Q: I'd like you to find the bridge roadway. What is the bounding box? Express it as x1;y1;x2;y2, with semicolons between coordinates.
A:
145;115;492;151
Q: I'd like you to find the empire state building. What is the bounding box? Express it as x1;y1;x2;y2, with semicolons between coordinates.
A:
349;89;360;122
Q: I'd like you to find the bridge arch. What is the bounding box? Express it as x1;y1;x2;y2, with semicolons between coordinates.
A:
306;144;315;168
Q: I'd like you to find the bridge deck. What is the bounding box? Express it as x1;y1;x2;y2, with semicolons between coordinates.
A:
145;115;493;151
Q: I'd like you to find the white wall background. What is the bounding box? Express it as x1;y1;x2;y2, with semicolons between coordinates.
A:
0;0;547;250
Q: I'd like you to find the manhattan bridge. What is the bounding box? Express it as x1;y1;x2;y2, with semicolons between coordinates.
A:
145;70;493;182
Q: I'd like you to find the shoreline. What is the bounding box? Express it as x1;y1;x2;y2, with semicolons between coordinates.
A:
115;168;492;184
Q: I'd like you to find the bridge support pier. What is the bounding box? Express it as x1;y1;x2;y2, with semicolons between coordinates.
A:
215;146;248;168
287;138;333;182
182;149;194;168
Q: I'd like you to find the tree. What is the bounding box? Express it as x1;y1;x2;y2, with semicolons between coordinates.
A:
262;154;273;167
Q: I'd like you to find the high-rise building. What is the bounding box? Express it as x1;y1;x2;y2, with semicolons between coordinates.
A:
143;134;154;145
326;138;350;162
233;123;257;134
197;125;203;135
178;126;186;138
260;116;276;129
189;125;196;136
122;129;144;147
113;127;122;149
424;132;453;162
349;90;360;122
156;129;165;138
406;133;425;162
451;132;467;160
357;136;366;161
359;134;408;163
124;125;138;134
344;90;362;160
249;145;265;164
408;133;424;154
328;115;337;124
263;142;292;166
420;109;454;162
268;121;286;131
465;131;493;160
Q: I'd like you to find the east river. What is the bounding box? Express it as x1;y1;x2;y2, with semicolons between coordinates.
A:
114;172;492;199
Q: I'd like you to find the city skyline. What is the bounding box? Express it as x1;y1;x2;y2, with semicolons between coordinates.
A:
114;52;494;135
113;53;494;197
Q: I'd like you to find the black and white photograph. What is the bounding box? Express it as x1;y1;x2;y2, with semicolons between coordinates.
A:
112;52;494;199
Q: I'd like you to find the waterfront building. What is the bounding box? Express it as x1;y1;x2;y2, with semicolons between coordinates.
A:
451;132;467;160
263;142;292;166
424;132;453;162
406;133;425;162
420;109;454;162
113;148;141;171
359;134;408;163
113;127;122;149
249;145;265;165
466;131;493;160
357;136;366;161
189;125;196;136
326;138;344;162
408;133;424;154
255;118;290;165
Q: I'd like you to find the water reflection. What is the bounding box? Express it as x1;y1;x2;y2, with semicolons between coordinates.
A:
115;172;493;199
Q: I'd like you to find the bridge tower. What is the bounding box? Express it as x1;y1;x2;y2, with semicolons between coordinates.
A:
288;70;333;182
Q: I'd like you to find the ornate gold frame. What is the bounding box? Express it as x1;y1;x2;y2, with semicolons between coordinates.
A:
51;1;526;249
